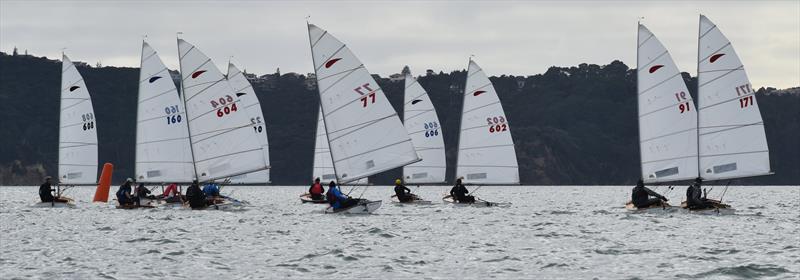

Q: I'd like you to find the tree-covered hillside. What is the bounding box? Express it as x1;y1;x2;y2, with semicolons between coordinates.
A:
0;52;797;185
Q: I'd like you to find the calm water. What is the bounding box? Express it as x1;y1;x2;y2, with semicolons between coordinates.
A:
1;185;798;279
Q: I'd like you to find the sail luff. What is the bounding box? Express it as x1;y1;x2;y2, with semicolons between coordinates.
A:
224;63;271;184
135;41;195;183
402;69;446;184
307;23;419;184
177;38;269;182
636;23;699;183
454;59;519;185
696;15;771;181
58;54;98;185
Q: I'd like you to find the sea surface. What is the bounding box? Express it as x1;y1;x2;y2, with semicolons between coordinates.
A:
1;185;798;279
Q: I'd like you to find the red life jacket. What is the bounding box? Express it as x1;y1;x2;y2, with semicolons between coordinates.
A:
310;183;323;195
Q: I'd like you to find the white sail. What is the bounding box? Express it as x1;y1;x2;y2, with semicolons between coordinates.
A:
58;54;98;185
636;24;698;183
312;106;368;185
135;42;195;183
455;59;519;185
225;63;271;184
307;24;419;184
697;15;771;181
402;69;446;184
177;39;268;182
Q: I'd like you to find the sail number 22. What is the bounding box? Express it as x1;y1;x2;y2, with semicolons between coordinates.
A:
209;95;238;117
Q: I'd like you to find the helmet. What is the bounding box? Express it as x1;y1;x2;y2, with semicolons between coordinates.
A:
395;179;402;185
126;178;133;183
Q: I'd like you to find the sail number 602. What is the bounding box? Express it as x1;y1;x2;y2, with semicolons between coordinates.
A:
487;116;508;133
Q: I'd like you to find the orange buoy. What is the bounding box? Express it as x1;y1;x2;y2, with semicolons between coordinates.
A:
93;163;114;202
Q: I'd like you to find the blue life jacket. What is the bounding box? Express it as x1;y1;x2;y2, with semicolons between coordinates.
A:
203;184;220;197
328;187;348;209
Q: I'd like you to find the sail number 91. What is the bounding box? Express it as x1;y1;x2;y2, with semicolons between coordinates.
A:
675;91;691;114
487;116;508;133
210;95;238;117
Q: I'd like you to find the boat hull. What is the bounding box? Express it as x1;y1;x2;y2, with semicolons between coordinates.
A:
30;197;76;208
324;200;382;214
300;193;327;204
442;196;506;207
680;200;735;215
624;200;677;212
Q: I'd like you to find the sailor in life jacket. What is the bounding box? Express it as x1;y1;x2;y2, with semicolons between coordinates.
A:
326;181;359;209
309;177;325;200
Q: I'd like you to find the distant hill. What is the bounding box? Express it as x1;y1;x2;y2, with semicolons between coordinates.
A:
0;52;797;185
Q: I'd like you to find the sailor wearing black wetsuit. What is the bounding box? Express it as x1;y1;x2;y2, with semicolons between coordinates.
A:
186;179;206;209
38;176;66;203
450;178;475;203
631;179;668;208
686;177;713;209
394;179;413;202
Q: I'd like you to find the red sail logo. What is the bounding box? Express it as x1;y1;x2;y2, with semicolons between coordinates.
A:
325;58;342;68
648;65;664;73
191;70;207;79
473;90;486;97
710;53;726;63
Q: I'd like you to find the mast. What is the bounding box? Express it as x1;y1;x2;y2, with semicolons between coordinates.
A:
636;20;642;182
177;35;199;180
306;22;340;183
695;14;702;180
453;57;471;183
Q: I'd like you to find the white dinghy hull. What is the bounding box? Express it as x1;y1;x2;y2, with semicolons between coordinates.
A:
324;200;382;214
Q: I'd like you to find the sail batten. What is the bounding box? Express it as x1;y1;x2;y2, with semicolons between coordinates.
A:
696;15;771;181
636;24;699;183
455;59;519;185
177;39;269;182
58;54;98;185
307;24;419;184
135;42;195;183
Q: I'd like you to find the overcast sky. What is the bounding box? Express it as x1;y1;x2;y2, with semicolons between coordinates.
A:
1;1;798;88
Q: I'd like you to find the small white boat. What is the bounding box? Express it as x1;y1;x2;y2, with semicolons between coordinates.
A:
324;200;382;214
680;199;735;215
31;197;76;208
442;195;507;207
390;194;432;205
624;200;677;212
300;193;328;204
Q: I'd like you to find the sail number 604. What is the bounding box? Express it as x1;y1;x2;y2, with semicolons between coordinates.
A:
209;95;238;117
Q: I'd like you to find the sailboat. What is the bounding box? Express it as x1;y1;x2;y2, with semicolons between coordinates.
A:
394;66;446;204
177;38;270;210
627;23;697;211
224;63;272;185
682;15;772;212
307;23;420;214
130;41;195;208
446;58;519;206
36;54;99;207
301;105;368;204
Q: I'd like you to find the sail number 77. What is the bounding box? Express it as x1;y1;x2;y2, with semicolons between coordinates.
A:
354;83;376;107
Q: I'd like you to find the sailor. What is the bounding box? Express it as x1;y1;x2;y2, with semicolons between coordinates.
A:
631;179;668;208
162;183;182;203
686;177;713;209
38;176;67;203
186;178;206;209
394;179;413;202
136;183;155;199
115;178;135;206
326;181;359;209
308;177;325;200
450;178;475;203
203;181;221;197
